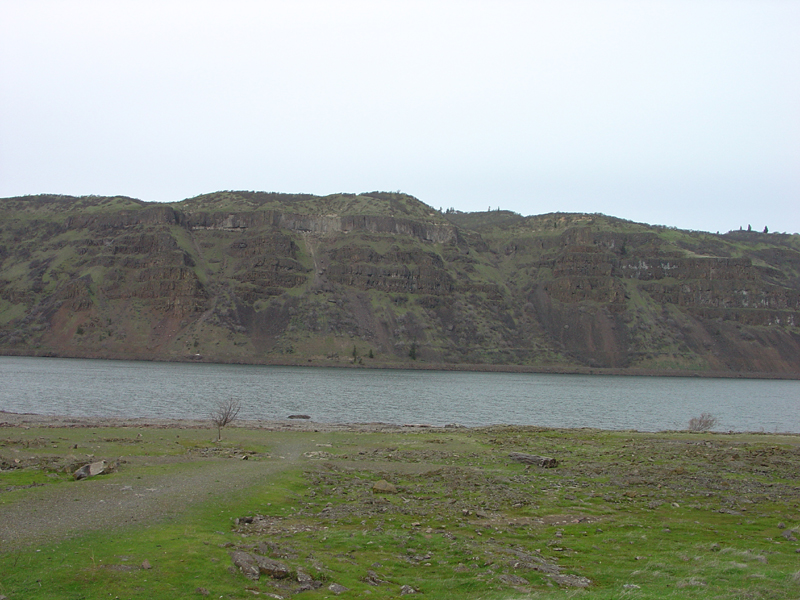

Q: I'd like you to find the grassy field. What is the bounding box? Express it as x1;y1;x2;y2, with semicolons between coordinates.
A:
1;422;799;599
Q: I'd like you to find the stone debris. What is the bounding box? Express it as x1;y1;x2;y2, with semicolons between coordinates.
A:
498;573;529;586
363;569;390;586
508;452;558;468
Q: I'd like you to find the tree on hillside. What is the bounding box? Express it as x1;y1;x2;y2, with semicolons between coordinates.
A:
211;398;241;441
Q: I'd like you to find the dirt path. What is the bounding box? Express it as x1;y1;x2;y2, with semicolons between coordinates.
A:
0;437;313;550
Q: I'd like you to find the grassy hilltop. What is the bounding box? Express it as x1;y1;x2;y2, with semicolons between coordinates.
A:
1;419;799;599
1;191;799;374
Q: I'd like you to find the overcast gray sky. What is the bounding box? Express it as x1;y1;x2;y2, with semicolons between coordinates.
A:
1;0;798;233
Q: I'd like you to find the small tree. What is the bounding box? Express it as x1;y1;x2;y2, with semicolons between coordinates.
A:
211;398;241;441
688;412;717;432
409;342;417;360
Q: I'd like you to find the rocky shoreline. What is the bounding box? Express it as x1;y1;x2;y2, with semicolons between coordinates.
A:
0;410;440;433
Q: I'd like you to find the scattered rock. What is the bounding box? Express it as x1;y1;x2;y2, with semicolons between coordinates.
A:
710;543;721;551
623;583;641;589
230;551;260;581
141;559;152;570
253;555;290;579
295;569;323;591
296;570;313;583
508;453;558;468
363;569;389;585
73;459;108;480
548;574;591;588
782;529;798;541
372;479;397;494
778;522;786;529
498;573;529;586
400;584;417;594
195;587;210;596
328;582;349;594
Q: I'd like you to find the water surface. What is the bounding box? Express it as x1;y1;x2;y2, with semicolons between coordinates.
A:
1;356;798;432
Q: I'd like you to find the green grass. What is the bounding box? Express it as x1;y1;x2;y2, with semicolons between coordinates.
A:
2;425;799;598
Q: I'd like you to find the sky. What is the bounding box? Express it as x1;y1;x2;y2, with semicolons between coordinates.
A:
1;1;798;234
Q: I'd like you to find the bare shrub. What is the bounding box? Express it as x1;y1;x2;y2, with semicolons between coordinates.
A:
688;412;718;432
211;398;241;441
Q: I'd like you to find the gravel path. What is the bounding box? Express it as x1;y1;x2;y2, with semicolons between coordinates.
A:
0;411;455;550
0;426;315;550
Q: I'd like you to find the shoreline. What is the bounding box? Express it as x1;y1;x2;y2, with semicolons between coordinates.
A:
2;411;799;437
0;411;433;433
2;350;798;380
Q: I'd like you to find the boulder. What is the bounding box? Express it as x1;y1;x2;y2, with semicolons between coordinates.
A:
253;555;290;579
328;583;349;595
372;479;397;494
230;551;260;581
73;460;108;480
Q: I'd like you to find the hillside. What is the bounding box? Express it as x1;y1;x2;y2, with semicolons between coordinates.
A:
1;192;799;375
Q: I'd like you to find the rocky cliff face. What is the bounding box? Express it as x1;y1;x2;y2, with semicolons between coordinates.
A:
1;192;799;375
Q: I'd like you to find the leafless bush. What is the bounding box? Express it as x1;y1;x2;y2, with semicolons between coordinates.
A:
688;412;717;432
211;398;241;441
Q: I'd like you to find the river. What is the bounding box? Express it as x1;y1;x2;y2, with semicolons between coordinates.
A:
1;356;798;432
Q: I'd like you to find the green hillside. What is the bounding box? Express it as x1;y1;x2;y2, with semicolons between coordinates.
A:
1;192;798;375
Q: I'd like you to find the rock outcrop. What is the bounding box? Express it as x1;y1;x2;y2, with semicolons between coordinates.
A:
1;191;799;375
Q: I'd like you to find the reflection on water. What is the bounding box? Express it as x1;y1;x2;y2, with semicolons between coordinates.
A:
1;356;798;432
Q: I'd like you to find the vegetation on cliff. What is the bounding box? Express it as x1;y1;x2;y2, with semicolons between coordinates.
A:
1;191;799;374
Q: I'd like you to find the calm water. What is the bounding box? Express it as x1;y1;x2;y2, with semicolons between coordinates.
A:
1;356;798;432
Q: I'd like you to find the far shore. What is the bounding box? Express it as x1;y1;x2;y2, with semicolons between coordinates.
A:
2;350;798;380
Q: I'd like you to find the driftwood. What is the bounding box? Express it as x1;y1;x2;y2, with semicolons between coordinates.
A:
508;452;558;468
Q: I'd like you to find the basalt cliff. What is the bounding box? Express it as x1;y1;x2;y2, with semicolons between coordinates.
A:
1;192;799;376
